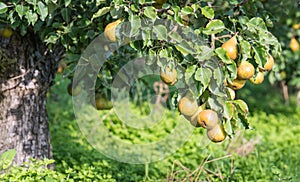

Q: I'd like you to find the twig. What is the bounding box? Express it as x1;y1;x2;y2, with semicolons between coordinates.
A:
204;167;220;177
194;154;212;181
205;154;232;164
237;0;250;7
216;162;224;181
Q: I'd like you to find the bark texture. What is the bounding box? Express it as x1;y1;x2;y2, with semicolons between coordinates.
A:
0;32;63;165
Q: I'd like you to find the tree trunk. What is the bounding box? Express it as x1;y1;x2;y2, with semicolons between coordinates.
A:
0;32;63;165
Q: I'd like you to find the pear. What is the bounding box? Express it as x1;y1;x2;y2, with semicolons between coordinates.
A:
207;123;226;143
290;38;299;52
104;19;122;42
263;55;274;71
222;36;238;60
292;24;300;30
160;67;177;85
197;109;219;129
227;79;246;90
237;61;255;80
249;71;264;84
178;95;198;117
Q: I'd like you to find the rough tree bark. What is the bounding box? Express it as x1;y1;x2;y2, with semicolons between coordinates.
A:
0;32;63;165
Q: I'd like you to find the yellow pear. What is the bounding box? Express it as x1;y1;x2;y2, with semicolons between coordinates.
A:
227;79;246;90
237;61;255;80
178;95;198;117
184;106;203;127
290;38;299;52
222;36;238;60
160;67;177;85
249;71;264;84
263;55;274;71
104;19;122;42
197;109;219;129
292;24;300;30
207;123;226;143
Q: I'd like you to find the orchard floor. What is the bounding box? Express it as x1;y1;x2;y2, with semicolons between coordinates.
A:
2;76;300;181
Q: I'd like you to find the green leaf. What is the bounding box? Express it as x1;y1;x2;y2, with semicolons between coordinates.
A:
37;1;48;21
0;149;16;170
213;65;223;83
16;5;29;19
195;46;213;62
252;44;267;66
61;8;71;23
195;67;212;88
129;15;141;36
215;47;232;64
247;17;267;31
175;40;196;56
209;78;226;97
223;101;235;120
203;19;225;35
0;2;8;14
226;63;237;80
169;31;182;43
144;6;156;19
92;7;110;20
185;65;196;83
153;25;167;41
207;96;225;113
233;99;249;115
239;39;251;62
146;49;156;65
26;0;37;6
45;33;59;44
25;10;38;25
181;6;193;15
64;0;71;7
142;29;152;47
201;6;214;19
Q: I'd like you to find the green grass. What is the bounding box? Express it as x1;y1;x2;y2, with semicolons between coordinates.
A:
1;75;300;181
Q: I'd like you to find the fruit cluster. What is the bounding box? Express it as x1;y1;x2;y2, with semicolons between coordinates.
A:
223;36;274;90
178;95;226;143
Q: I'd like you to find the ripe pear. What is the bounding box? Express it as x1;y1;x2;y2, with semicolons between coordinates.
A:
197;109;219;129
104;19;122;42
237;61;255;80
160;67;177;85
184;106;203;127
227;79;246;90
207;123;226;143
178;95;198;116
263;55;274;71
293;24;300;30
222;36;238;60
57;61;67;74
290;38;299;52
249;71;264;84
